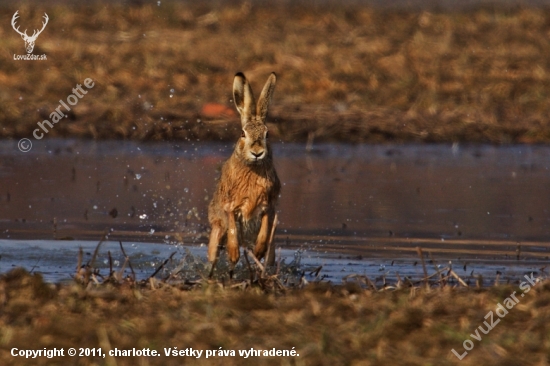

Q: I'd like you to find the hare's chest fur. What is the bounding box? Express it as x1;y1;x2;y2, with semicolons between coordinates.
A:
223;159;278;219
212;159;279;246
234;174;274;221
232;172;277;245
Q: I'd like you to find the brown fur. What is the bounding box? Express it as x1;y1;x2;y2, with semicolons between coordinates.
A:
208;72;280;268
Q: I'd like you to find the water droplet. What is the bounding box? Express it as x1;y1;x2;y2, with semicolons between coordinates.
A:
135;174;142;180
139;214;148;220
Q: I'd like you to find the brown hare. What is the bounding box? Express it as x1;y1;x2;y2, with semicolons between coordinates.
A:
207;72;280;274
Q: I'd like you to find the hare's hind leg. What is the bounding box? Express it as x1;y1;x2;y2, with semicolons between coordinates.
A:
226;210;240;265
207;223;224;277
266;212;278;266
208;225;223;263
254;210;277;266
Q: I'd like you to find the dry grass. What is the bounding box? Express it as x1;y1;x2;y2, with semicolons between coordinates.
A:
1;242;549;365
1;267;550;365
2;1;550;143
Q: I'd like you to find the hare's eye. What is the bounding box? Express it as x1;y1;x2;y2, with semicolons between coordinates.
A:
241;130;245;138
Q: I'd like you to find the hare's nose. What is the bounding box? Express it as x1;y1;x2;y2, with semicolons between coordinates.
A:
251;151;264;159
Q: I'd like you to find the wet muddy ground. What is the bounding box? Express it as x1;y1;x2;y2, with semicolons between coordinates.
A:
1;139;549;285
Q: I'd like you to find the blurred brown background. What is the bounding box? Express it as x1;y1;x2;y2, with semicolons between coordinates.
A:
1;0;550;143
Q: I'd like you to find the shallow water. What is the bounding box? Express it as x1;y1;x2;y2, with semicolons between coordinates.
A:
1;139;549;284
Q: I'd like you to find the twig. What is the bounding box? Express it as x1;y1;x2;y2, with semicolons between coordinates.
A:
149;252;176;279
168;251;189;279
271;276;287;293
29;256;42;274
411;267;450;285
428;251;444;287
309;266;323;279
449;269;469;287
229;281;249;290
276;247;282;276
263;213;278;276
108;251;113;275
245;249;265;274
476;274;483;288
416;247;429;288
88;231;108;270
76;247;83;273
119;241;136;281
364;274;377;291
79;231;108;285
243;250;255;283
118;257;129;281
74;247;88;284
396;271;403;288
309;266;322;276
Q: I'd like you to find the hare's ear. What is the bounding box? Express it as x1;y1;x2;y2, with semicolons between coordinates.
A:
233;72;256;124
256;72;277;121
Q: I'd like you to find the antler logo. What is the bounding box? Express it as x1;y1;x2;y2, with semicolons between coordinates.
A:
11;11;49;54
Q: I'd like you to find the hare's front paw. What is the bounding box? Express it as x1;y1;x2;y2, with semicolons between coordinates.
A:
227;240;240;265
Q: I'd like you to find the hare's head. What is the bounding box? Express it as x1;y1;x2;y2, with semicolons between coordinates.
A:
233;72;276;164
